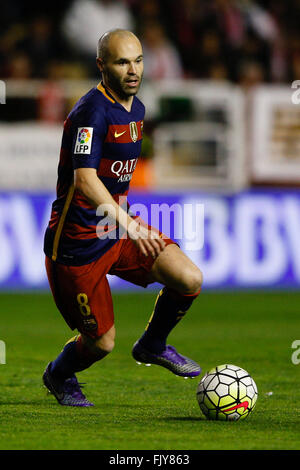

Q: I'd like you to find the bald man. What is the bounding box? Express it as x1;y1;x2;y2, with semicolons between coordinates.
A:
43;29;202;407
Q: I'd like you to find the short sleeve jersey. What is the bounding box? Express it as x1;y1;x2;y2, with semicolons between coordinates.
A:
44;82;145;266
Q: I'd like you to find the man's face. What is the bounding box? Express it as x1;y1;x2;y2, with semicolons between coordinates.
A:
97;35;144;100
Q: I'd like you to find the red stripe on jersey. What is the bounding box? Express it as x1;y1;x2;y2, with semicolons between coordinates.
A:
105;121;143;144
49;211;59;230
96;225;117;238
63;222;98;239
63;222;117;240
98;157;138;179
72;190;94;209
49;185;129;235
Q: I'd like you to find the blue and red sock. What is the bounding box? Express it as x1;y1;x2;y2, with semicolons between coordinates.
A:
50;335;99;381
139;287;200;354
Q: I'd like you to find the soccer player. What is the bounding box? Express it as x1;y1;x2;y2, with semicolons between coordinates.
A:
43;29;203;406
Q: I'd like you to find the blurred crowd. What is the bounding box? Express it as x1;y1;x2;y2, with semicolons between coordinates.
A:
1;0;300;86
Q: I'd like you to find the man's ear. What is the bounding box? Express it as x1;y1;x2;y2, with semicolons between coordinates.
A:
96;58;104;73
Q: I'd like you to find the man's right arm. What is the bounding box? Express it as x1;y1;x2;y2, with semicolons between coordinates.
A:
74;167;165;258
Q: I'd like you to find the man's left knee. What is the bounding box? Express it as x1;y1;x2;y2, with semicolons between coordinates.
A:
181;267;203;295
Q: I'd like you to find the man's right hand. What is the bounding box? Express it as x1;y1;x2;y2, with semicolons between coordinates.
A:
127;219;166;259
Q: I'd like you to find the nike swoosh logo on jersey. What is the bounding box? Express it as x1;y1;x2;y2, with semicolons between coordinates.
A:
114;131;126;138
223;401;249;413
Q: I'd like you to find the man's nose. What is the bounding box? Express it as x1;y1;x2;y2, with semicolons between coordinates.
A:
128;62;137;74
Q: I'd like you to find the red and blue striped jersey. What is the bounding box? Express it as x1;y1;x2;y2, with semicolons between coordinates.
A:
44;82;145;265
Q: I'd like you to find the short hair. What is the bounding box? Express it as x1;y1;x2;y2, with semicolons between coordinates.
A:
96;29;138;61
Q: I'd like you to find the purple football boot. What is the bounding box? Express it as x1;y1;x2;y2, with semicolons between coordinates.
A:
132;342;201;378
43;363;94;407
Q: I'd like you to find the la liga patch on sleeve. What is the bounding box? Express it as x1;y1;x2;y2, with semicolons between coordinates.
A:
74;127;94;154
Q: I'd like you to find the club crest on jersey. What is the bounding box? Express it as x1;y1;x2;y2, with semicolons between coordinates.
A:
74;127;93;154
129;121;138;143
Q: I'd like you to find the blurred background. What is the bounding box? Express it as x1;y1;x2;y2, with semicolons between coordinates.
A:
0;0;300;291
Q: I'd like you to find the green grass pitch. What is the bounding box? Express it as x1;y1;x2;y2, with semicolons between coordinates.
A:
0;289;300;450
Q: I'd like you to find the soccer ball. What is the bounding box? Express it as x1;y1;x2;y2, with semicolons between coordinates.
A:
196;364;258;421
